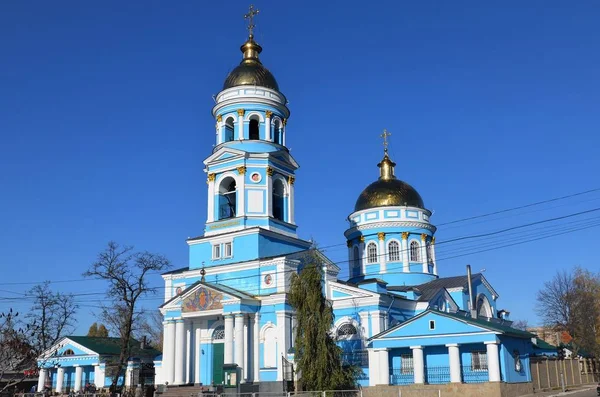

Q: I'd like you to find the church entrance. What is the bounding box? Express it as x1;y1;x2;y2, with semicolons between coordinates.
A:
212;325;225;385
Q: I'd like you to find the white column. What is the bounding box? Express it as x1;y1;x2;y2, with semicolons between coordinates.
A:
267;170;273;217
224;315;234;364
282;121;286;146
185;323;192;384
367;349;379;387
163;321;176;384
174;320;186;385
401;234;409;272
218;117;224;143
359;311;370;338
207;177;215;223
411;345;425;384
37;369;47;392
378;234;387;273
370;311;382;336
447;344;461;383
94;364;105;389
359;241;366;274
377;349;389;385
74;365;83;392
235;314;245;371
237;111;245;140
431;239;438;275
265;112;272;141
288;178;295;224
237;172;246;217
276;311;289;381
56;367;65;393
194;324;201;385
243;318;249;383
485;341;501;382
420;236;428;273
253;314;260;382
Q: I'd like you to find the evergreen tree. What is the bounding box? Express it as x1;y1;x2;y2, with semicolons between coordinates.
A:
87;323;98;337
289;249;358;391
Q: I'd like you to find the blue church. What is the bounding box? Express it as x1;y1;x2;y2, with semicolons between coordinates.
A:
150;10;537;395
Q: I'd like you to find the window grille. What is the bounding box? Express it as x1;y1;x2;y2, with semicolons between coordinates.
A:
336;323;358;338
401;354;414;374
366;242;378;264
410;241;421;262
471;351;488;371
212;326;225;341
388;240;400;262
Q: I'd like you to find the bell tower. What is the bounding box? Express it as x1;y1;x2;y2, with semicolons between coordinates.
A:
187;7;310;270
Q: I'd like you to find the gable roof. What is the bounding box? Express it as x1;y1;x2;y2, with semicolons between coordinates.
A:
533;338;558;351
370;309;535;341
388;273;499;302
65;337;160;357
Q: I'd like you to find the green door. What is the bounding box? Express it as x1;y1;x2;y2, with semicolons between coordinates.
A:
212;343;224;385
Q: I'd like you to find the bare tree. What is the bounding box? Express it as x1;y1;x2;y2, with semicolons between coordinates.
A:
0;310;36;393
139;310;164;352
536;270;576;335
511;319;529;331
84;242;170;388
26;282;78;353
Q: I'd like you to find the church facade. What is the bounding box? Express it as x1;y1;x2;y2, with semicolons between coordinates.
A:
155;16;538;394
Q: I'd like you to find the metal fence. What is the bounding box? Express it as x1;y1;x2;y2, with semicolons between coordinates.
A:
198;391;361;397
424;367;449;385
390;369;414;385
461;366;488;383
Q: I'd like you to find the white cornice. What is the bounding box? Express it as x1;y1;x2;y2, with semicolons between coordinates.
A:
345;221;436;237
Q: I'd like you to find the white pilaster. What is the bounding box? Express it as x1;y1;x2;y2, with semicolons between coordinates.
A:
37;369;47;392
377;349;389;385
55;367;65;393
185;323;192;384
207;178;215;223
367;349;379;386
378;236;387;273
243;318;249;383
163;321;176;384
411;345;425;384
276;311;289;381
265;114;271;141
235;314;245;372
420;237;428;273
253;314;260;382
224;315;234;364
218;119;224;143
94;364;106;389
359;311;370;338
447;344;461;383
174;320;186;385
74;365;83;392
370;311;385;336
194;324;201;384
359;241;366;274
431;241;438;275
267;171;273;217
401;235;409;272
485;341;501;382
282;124;286;146
237;113;244;140
288;180;295;224
237;172;246;217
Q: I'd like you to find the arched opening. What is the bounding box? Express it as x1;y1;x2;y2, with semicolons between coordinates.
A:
366;242;378;264
388;240;400;262
212;325;225;342
224;117;234;142
476;294;493;318
63;349;74;356
249;118;259;140
273;119;281;144
272;179;285;221
336;323;358;339
263;326;277;368
410;241;421;262
218;177;237;220
352;246;360;277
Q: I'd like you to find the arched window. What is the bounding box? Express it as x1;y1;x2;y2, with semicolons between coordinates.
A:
273;119;281;144
476;295;492;318
388;240;400;262
263;326;277;368
272;179;285;221
218;177;237;220
336;323;358;338
410;241;421;262
224;117;234;142
352;246;360;277
249;118;259;140
366;242;378;264
63;349;74;356
212;325;225;341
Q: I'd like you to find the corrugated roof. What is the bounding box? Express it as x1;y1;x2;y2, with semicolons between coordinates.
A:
68;337;160;357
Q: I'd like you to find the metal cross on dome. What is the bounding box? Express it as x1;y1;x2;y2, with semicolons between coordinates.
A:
244;4;260;36
381;129;392;152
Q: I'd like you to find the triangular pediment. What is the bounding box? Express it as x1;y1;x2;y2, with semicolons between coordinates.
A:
161;281;257;313
39;337;97;359
330;281;379;301
204;147;246;165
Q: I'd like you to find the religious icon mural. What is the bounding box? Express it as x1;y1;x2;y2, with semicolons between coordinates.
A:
182;287;223;312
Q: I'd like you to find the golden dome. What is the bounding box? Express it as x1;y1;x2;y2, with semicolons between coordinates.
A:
354;151;425;211
223;35;279;91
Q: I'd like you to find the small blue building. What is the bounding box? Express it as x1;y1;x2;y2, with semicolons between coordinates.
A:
37;337;159;393
152;18;537;396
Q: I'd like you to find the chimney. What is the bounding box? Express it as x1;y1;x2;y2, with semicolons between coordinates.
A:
467;265;477;319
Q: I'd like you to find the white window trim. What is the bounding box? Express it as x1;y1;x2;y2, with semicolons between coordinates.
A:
212;244;221;260
409;239;421;262
366;241;378;264
387;239;401;262
223;241;233;258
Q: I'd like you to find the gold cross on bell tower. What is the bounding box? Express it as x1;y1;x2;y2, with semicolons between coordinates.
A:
380;129;392;153
244;4;260;36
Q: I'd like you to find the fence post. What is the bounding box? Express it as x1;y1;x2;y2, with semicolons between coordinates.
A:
398;389;401;397
322;391;326;397
535;361;541;390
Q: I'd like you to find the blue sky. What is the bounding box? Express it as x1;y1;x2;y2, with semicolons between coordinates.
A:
1;1;599;334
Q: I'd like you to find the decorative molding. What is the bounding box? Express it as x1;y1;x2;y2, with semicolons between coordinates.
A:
348;222;436;235
359;236;365;243
346;240;352;248
265;110;273;118
237;109;245;116
421;233;427;242
266;167;274;176
282;118;287;126
378;232;386;241
401;232;409;240
216;115;222;122
237;166;247;175
207;173;216;182
288;176;295;185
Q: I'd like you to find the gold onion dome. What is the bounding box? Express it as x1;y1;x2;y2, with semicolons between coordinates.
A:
223;34;280;91
354;150;425;212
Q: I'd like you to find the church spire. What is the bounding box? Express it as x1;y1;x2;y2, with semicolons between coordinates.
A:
378;129;396;180
240;5;262;62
